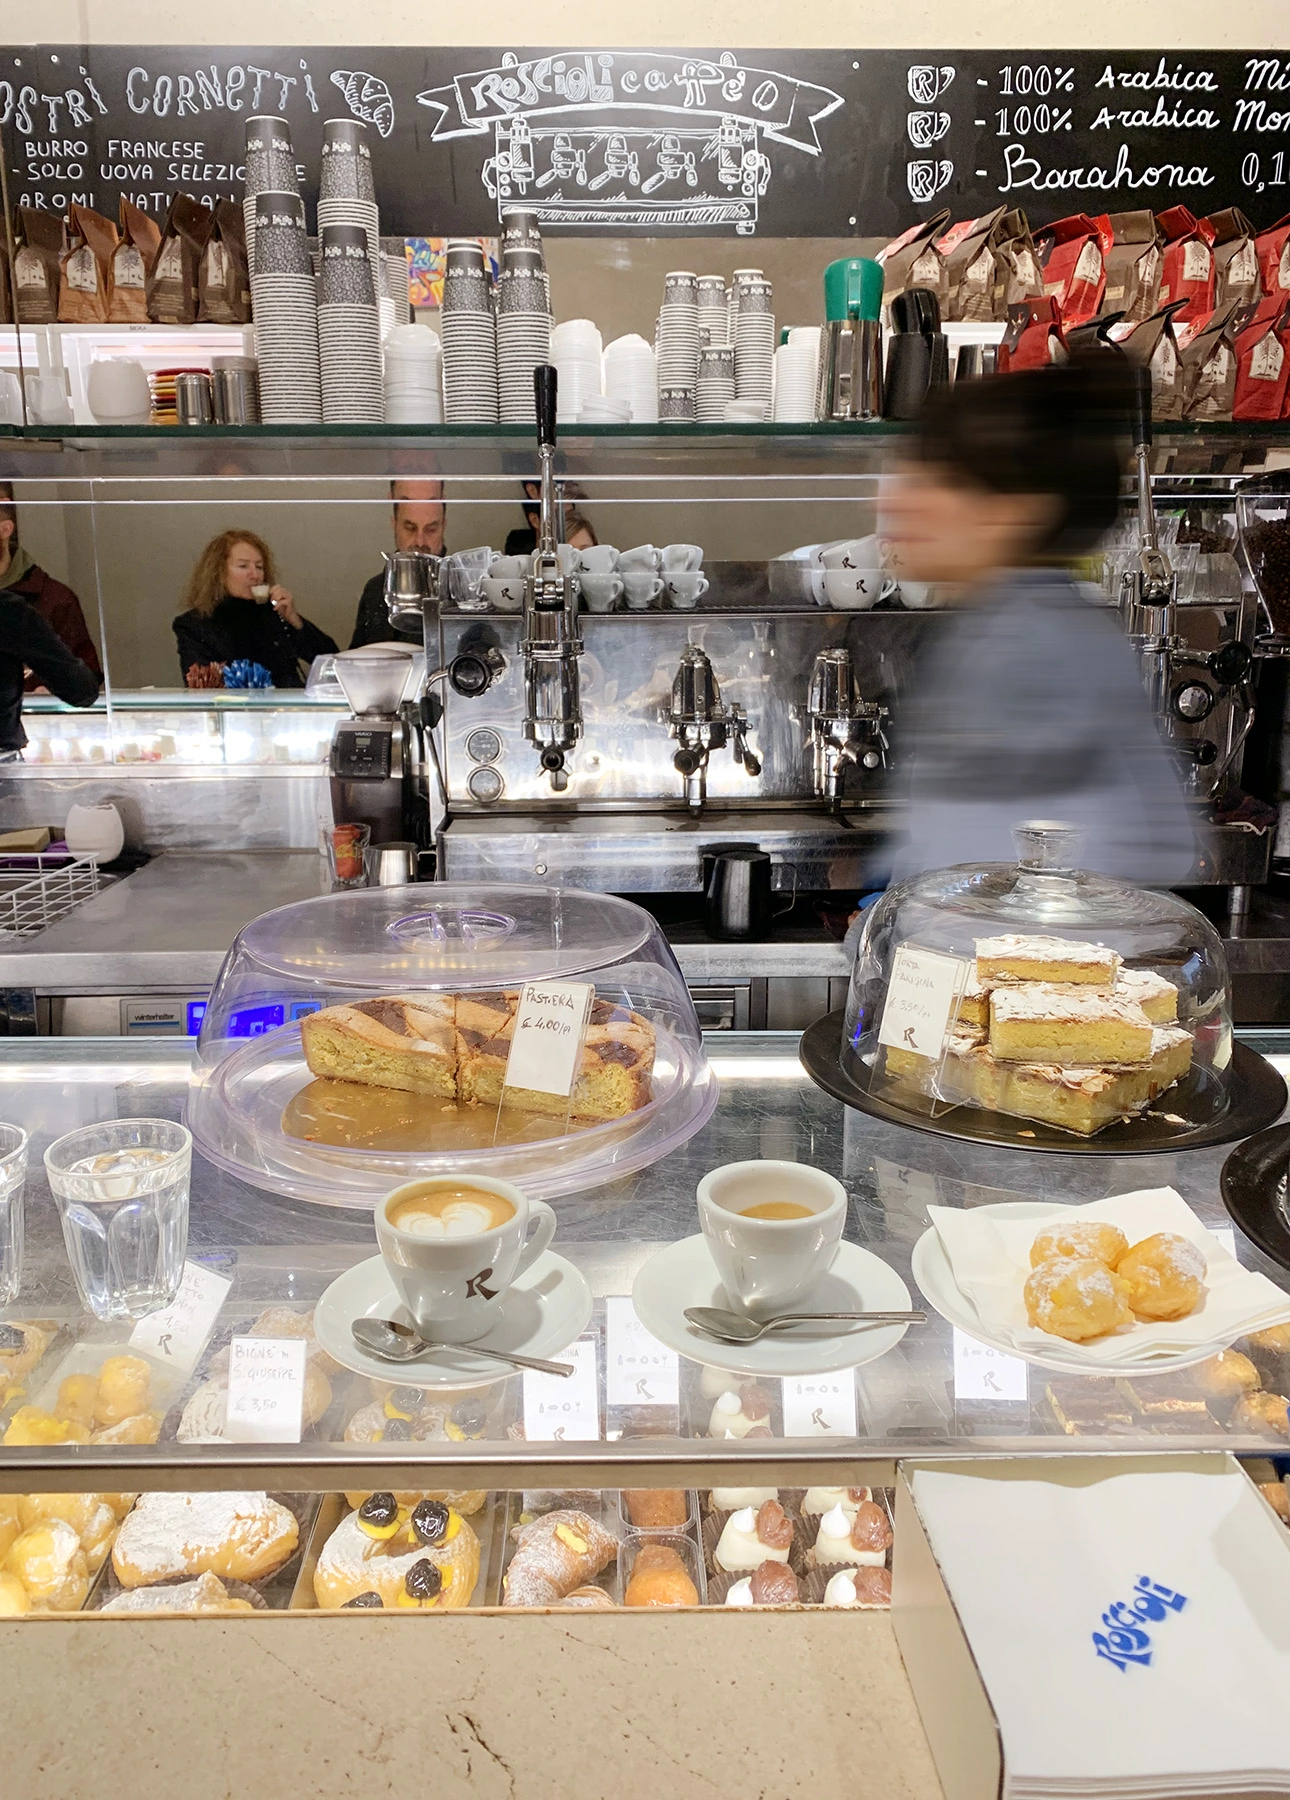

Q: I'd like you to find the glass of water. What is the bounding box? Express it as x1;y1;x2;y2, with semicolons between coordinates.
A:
44;1118;190;1321
0;1124;28;1305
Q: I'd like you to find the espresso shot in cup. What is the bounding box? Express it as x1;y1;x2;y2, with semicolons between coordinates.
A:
697;1160;847;1320
376;1174;556;1345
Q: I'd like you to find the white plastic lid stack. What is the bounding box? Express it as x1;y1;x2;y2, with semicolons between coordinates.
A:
603;334;658;424
772;339;819;422
906;1457;1290;1798
551;318;603;422
383;323;443;424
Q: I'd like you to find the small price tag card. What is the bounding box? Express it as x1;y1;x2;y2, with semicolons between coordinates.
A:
498;981;594;1142
128;1261;232;1372
952;1328;1029;1402
522;1336;600;1441
781;1373;858;1437
224;1336;307;1444
877;945;970;1061
605;1297;678;1407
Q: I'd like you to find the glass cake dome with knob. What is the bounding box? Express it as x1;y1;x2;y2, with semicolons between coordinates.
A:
187;883;716;1207
825;822;1270;1152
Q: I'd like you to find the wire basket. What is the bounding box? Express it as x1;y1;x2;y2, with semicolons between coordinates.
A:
0;856;108;938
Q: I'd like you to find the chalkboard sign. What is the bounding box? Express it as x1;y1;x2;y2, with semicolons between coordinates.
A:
2;45;1289;238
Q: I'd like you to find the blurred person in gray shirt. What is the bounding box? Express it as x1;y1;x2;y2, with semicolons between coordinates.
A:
878;360;1194;890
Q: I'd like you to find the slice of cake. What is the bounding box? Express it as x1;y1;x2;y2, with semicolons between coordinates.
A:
942;1024;1192;1136
989;984;1154;1067
300;995;456;1096
1114;968;1178;1025
975;934;1120;987
458;991;656;1121
954;975;990;1031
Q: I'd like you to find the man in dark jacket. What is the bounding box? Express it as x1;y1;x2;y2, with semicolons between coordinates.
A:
0;485;103;688
0;597;100;756
350;479;446;649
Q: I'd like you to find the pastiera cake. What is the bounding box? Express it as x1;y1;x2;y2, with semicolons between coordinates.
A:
300;995;456;1096
301;989;655;1121
975;933;1121;986
988;984;1155;1067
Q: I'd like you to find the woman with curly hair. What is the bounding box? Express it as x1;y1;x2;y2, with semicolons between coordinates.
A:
172;530;337;688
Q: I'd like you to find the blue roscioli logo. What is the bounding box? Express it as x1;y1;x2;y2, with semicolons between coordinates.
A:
1092;1576;1188;1671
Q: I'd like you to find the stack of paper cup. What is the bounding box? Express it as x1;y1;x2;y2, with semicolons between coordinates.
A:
603;334;658;423
318;119;382;312
243;115;299;283
697;275;729;347
317;223;383;422
697;344;736;423
729;267;764;349
734;276;775;416
441;239;498;424
496;210;550;425
551;319;603;421
384;323;443;424
249;188;322;423
655;271;699;421
773;336;819;422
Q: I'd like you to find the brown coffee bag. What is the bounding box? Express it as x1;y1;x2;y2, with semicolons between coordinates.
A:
12;209;64;324
1181;300;1243;422
198;201;251;325
876;209;951;316
147;195;215;325
937;207;1010;322
1205;209;1261;312
1119;300;1190;420
108;201;162;323
994;210;1046;310
1102;212;1162;326
58;203;119;323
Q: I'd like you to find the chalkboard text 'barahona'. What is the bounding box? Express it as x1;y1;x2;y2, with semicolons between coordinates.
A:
1000;142;1214;194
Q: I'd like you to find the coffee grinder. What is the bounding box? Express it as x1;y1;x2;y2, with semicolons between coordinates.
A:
328;648;419;847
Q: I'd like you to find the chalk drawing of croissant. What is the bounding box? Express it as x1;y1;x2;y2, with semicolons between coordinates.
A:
331;70;396;138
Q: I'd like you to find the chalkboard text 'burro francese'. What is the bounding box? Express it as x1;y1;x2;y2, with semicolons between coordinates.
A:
1;48;1289;236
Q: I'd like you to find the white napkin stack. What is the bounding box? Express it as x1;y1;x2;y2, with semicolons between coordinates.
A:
931;1189;1290;1367
910;1457;1290;1797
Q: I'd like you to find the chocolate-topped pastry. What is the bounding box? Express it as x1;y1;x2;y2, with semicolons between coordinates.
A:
342;1590;384;1608
357;1492;401;1540
382;1416;412;1441
750;1561;799;1605
0;1324;26;1352
399;1558;444;1607
387;1386;425;1419
448;1398;488;1441
409;1499;451;1546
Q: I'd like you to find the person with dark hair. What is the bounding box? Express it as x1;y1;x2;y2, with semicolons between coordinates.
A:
503;481;596;556
350;479;448;648
0;482;103;688
879;360;1193;886
0;598;100;758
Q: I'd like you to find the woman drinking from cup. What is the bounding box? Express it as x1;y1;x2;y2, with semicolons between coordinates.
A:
172;530;337;688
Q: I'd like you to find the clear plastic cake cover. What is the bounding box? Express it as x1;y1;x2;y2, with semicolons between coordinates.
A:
187;884;715;1206
841;823;1232;1140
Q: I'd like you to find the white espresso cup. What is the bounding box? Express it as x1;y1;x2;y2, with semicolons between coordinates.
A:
662;542;703;572
697;1159;846;1320
622;570;665;611
618;543;662;570
579;572;624;612
665;571;709;610
376;1174;556;1343
577;545;619;575
481;575;524;613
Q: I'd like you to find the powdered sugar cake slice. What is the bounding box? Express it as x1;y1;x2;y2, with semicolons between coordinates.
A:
989;983;1155;1067
975;933;1121;987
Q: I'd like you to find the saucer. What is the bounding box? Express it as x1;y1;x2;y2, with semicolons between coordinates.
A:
631;1235;915;1377
313;1251;593;1389
911;1213;1229;1377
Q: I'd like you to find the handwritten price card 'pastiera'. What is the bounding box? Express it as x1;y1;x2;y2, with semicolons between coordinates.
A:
499;981;594;1139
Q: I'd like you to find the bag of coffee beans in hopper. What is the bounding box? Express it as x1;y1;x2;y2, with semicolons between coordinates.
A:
1102;212;1163;325
1035;213;1112;330
198;200;251;324
937;207;1009;321
875;209;951;317
1156;206;1216;337
108;201;161;323
58;203;119;323
1232;297;1290;422
12;208;65;323
1254;214;1290;305
1118;300;1189;421
1181;300;1243;422
147;194;215;324
1205;209;1262;311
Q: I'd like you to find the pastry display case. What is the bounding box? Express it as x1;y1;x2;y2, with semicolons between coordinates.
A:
20;690;345;770
803;820;1286;1154
187;883;716;1206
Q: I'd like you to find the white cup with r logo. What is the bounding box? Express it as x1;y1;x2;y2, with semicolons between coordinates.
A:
376;1174;556;1343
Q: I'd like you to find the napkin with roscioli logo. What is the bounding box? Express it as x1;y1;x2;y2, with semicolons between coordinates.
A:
929;1188;1290;1366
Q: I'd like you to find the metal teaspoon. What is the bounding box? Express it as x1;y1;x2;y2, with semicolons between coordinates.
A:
352;1315;574;1377
684;1305;925;1345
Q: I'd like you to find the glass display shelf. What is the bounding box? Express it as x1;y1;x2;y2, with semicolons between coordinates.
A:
1;1029;1287;1496
18;692;343;770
